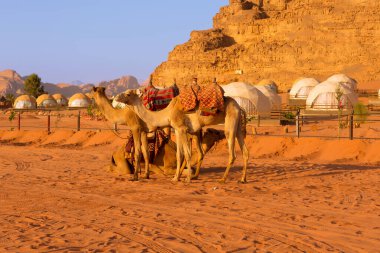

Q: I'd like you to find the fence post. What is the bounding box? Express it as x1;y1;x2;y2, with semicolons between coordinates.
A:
114;123;118;132
296;114;300;138
349;111;354;140
77;111;81;131
257;115;260;127
47;111;51;134
18;112;21;131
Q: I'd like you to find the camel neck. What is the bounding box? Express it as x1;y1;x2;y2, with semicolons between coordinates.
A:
95;94;125;124
131;99;171;128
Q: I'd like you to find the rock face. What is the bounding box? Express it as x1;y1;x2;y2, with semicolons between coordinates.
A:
0;69;139;97
0;70;25;96
98;76;139;97
152;0;380;90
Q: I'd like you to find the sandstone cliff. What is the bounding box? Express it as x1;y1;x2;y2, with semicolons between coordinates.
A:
152;0;380;90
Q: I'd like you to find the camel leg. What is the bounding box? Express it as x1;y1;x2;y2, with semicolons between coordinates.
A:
178;134;193;178
131;129;142;181
180;128;193;183
219;119;237;183
192;131;204;180
172;129;184;182
236;129;249;183
141;131;150;179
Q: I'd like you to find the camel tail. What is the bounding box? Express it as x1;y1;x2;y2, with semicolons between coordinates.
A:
240;109;247;138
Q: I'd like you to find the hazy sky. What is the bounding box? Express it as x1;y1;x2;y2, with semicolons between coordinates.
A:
0;0;228;84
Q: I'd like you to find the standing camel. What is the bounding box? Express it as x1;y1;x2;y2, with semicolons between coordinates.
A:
92;86;150;180
116;90;249;183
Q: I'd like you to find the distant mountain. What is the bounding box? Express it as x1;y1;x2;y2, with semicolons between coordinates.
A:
0;69;139;98
70;80;84;85
97;75;140;97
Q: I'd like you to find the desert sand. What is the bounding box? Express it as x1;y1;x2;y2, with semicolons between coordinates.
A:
0;129;379;252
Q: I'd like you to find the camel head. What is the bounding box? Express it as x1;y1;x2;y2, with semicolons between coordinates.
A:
92;86;106;101
115;89;141;105
202;128;225;146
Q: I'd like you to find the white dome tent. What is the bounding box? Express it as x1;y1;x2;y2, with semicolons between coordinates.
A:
222;82;271;116
254;85;282;110
306;81;358;110
52;94;68;106
13;95;37;109
36;94;58;108
68;93;91;108
326;74;357;91
289;78;319;99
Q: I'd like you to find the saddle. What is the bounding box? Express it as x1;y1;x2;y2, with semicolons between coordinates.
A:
141;84;179;111
124;129;169;164
179;83;225;116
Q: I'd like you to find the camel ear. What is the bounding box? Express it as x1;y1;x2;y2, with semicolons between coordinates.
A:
92;87;97;92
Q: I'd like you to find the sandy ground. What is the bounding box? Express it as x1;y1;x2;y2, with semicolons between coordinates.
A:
0;131;379;252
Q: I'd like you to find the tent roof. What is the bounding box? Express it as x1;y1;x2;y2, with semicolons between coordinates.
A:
14;94;36;103
289;78;319;96
306;81;358;107
69;93;90;103
222;82;271;114
254;85;282;109
36;94;57;105
52;93;68;100
326;74;357;90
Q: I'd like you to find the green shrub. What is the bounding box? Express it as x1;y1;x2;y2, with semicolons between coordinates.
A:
354;102;369;126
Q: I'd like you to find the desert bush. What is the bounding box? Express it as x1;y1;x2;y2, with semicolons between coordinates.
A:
353;102;369;127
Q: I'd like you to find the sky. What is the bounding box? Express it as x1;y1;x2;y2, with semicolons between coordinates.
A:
0;0;228;84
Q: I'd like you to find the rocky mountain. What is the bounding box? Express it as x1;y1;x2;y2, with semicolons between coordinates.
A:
0;69;139;97
98;75;140;97
152;0;380;90
0;70;24;96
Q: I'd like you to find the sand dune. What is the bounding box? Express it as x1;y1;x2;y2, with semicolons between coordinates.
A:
0;131;379;252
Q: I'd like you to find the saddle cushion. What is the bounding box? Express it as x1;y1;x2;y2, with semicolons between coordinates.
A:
178;84;200;112
124;129;169;164
179;83;225;115
142;85;179;111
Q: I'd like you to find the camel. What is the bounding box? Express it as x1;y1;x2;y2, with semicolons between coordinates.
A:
92;86;204;181
116;89;249;183
92;86;150;181
109;128;225;176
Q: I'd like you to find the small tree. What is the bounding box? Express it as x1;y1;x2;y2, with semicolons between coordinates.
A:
5;93;15;104
24;73;45;97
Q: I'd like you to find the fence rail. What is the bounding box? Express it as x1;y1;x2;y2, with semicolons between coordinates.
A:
1;108;380;141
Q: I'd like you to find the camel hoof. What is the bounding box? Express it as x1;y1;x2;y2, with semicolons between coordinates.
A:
238;179;247;184
171;176;179;182
129;175;139;181
218;178;226;184
142;173;150;179
191;175;199;180
184;177;192;183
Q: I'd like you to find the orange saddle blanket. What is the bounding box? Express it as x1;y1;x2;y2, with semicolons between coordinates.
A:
179;83;224;115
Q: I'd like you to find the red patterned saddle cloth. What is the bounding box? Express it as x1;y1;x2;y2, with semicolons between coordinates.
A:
124;129;169;164
179;83;225;115
141;84;179;111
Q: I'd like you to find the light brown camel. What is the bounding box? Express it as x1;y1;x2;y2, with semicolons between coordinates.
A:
109;128;225;176
116;90;249;183
92;86;150;180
